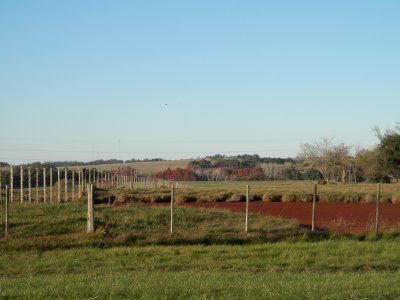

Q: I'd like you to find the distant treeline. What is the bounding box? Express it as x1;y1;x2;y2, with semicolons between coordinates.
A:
153;154;320;181
0;158;164;169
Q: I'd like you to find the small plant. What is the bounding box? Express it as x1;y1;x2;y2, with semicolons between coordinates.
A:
227;194;245;202
364;193;376;203
282;193;297;202
391;194;400;204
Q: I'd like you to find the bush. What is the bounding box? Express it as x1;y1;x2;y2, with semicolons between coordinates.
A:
227;194;245;202
319;193;343;202
380;195;391;204
364;193;376;203
282;193;297;202
342;193;362;203
391;194;400;204
262;194;281;202
252;194;262;201
299;193;313;202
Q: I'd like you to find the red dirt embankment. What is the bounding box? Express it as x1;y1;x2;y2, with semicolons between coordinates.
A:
149;202;400;233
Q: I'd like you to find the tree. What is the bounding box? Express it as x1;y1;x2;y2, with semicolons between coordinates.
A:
355;148;383;182
297;138;354;183
375;123;400;182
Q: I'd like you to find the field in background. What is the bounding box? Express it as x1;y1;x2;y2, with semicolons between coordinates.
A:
112;181;400;204
70;159;191;175
183;181;400;198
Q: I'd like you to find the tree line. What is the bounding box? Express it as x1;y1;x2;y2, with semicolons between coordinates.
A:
159;123;399;183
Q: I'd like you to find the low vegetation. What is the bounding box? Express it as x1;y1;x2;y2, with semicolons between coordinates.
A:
2;201;400;298
0;201;306;251
103;181;400;204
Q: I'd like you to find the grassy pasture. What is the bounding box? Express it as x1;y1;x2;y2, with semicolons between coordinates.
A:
0;202;303;250
2;241;400;298
69;159;191;174
1;202;400;298
112;181;400;203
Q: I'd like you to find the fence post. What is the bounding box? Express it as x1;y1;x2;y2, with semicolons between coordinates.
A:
78;170;82;199
57;168;61;203
375;182;381;234
10;166;13;203
20;166;23;203
87;184;94;233
312;184;317;232
72;170;75;201
245;184;250;233
28;167;32;203
50;168;53;203
170;186;175;234
36;167;39;203
64;168;68;202
43;168;46;203
5;185;9;238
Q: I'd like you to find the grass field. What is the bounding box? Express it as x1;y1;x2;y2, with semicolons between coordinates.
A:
111;180;400;203
0;201;304;250
2;241;400;298
1;202;400;298
70;159;191;175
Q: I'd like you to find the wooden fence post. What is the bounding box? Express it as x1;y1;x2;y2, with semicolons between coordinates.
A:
57;168;61;203
20;166;23;203
64;168;68;202
312;184;317;232
245;184;250;233
10;166;13;203
50;168;53;203
78;171;82;199
28;167;31;203
72;170;75;201
375;182;381;234
36;167;39;203
5;185;9;238
87;184;94;233
43;168;46;203
170;186;175;234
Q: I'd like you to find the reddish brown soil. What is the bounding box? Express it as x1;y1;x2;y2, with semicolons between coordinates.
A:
149;202;400;233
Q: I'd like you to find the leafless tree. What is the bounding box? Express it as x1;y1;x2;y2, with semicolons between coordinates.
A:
298;138;353;183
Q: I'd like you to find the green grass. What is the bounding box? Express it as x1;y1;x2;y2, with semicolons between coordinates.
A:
1;242;400;298
2;202;400;298
0;201;304;250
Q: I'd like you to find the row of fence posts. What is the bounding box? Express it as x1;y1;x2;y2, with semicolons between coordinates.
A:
2;181;385;237
169;183;383;234
0;166;118;203
115;172;184;190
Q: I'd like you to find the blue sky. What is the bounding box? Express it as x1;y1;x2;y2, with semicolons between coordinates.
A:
1;0;399;163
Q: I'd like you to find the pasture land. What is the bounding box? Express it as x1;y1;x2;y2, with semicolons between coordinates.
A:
0;202;303;250
111;180;400;204
183;181;400;202
1;202;400;298
69;159;191;175
2;241;400;298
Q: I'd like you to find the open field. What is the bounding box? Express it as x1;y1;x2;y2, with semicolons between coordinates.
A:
2;202;400;298
179;202;400;233
0;202;303;250
108;180;400;204
182;181;400;202
69;159;191;174
2;241;400;298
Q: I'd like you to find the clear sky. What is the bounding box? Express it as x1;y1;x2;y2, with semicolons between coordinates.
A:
1;0;399;164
